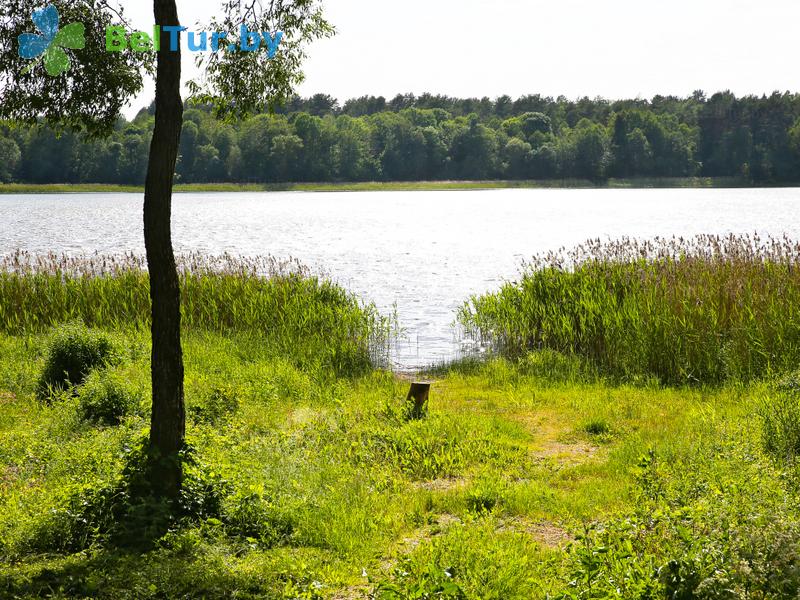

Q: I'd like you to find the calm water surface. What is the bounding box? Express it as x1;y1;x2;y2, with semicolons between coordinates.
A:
3;188;800;368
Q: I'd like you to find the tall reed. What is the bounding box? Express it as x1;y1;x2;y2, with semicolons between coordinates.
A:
459;234;800;384
0;251;390;376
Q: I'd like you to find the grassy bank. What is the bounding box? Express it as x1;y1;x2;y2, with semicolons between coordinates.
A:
0;253;390;377
2;249;800;597
0;176;771;194
460;234;800;385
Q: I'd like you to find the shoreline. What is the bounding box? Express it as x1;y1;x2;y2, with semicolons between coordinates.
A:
1;177;797;194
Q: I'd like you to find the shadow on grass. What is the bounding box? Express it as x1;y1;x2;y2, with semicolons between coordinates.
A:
0;545;264;599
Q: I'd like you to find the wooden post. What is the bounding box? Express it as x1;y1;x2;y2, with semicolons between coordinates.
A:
406;381;431;420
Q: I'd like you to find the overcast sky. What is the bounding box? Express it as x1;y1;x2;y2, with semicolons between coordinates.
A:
120;0;800;117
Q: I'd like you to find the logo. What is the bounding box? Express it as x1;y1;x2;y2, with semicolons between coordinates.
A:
105;25;283;55
18;5;85;76
16;4;281;78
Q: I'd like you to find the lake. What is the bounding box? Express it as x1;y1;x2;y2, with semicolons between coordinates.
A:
3;187;800;369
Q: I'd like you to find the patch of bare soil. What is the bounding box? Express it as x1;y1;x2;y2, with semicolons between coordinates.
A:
512;412;603;465
393;513;462;555
329;586;370;600
413;477;468;492
497;516;573;548
536;440;599;464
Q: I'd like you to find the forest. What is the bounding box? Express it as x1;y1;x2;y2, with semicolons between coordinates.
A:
3;90;800;184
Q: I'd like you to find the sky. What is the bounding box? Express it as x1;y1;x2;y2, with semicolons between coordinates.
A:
119;0;800;117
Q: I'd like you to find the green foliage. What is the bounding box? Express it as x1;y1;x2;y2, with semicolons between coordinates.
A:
0;136;21;182
1;254;391;377
0;0;148;136
517;349;597;384
582;418;612;438
10;89;800;185
610;109;697;177
461;234;800;385
558;441;800;599
78;368;141;425
2;294;800;597
376;520;546;598
36;321;118;400
759;371;800;464
376;563;465;599
220;488;296;548
35;434;229;552
188;385;239;425
357;416;471;481
464;475;507;514
187;0;333;120
563;119;611;180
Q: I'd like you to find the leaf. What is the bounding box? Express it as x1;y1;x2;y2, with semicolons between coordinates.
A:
17;33;49;59
54;22;85;50
32;5;59;39
43;46;69;76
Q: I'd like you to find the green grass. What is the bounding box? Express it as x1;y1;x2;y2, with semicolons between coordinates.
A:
0;331;796;598
0;176;765;194
0;253;390;377
2;251;800;597
460;234;800;385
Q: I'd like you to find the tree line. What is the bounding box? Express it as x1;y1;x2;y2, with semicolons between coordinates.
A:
4;90;800;184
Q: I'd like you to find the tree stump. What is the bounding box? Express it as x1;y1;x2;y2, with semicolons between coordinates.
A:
406;381;431;420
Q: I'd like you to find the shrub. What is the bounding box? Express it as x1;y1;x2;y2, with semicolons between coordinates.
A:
78;369;141;425
36;322;118;400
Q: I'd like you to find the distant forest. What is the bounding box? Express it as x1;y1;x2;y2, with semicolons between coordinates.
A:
3;91;800;184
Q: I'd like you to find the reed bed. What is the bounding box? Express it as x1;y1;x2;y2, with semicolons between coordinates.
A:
459;234;800;384
0;251;390;376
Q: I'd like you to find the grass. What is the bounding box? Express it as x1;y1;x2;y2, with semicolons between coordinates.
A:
1;245;800;597
0;252;390;377
0;176;765;194
0;331;796;598
460;234;800;385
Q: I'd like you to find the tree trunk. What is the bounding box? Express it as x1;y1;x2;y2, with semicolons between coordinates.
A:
144;0;184;499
